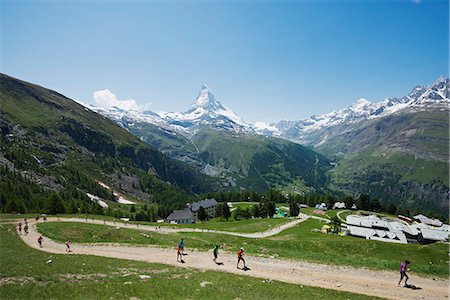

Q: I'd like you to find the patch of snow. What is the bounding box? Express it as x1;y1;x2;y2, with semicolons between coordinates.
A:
86;193;108;208
113;192;136;204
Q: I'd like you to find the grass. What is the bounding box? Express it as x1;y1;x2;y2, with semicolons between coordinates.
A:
168;217;292;233
37;219;449;278
0;224;375;299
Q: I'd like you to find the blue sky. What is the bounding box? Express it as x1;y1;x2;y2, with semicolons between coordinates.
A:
1;0;448;122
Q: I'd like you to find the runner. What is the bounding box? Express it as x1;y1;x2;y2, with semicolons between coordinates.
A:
24;224;29;235
24;218;28;226
177;244;182;262
213;244;219;263
18;222;22;235
65;240;72;252
237;247;245;269
179;238;185;255
38;235;44;248
398;260;410;286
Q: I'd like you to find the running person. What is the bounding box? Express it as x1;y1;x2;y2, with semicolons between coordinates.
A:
237;247;245;269
398;260;410;286
213;244;219;263
18;222;22;234
65;240;72;252
38;236;44;248
177;245;183;262
24;224;29;235
179;239;185;255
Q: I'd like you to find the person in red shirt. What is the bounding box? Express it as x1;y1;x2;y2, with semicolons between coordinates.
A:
237;247;245;269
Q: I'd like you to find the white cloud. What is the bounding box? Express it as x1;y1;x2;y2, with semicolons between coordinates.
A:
93;89;141;111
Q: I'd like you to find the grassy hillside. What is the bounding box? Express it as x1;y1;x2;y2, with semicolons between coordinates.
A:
0;224;371;300
133;126;332;192
329;147;449;213
0;73;218;214
303;109;449;214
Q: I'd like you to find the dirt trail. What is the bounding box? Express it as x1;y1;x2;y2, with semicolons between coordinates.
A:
17;219;449;300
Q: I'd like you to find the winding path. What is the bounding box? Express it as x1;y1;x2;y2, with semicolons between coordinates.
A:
15;219;449;300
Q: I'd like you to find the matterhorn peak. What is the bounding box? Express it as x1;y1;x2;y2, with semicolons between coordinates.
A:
190;84;222;111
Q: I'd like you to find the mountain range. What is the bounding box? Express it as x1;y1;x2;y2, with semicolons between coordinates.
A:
0;73;448;214
92;76;449;213
0;73;218;215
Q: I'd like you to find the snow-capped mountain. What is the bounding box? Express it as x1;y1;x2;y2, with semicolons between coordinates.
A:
254;76;449;141
92;76;448;144
159;85;253;134
92;85;254;137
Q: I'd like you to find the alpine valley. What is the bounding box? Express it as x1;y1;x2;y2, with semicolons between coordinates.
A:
93;77;449;214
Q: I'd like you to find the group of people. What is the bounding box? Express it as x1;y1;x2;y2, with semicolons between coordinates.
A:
18;219;29;235
17;218;413;286
17;218;71;252
177;238;247;269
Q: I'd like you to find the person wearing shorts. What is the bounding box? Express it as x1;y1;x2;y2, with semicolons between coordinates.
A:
213;244;219;263
179;239;184;255
177;245;182;262
398;260;410;286
237;247;245;269
38;236;44;248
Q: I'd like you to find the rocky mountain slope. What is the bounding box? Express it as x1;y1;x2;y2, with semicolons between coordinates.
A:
0;73;218;213
94;77;449;213
94;86;331;193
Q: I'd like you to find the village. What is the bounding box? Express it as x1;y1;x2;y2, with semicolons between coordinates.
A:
164;198;449;245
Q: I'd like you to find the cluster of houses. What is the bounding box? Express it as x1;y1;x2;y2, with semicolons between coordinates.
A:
314;202;358;210
166;198;218;224
345;214;449;244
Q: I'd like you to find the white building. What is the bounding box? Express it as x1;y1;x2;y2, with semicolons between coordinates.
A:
332;202;346;209
346;214;449;244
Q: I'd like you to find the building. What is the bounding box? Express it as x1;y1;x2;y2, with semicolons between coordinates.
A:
346;214;449;244
315;203;327;210
332;202;346;209
189;198;218;220
346;215;408;244
166;208;194;224
413;214;443;227
166;198;219;224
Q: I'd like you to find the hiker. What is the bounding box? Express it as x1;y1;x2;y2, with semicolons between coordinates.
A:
18;222;22;234
38;235;44;248
24;224;29;235
179;239;185;255
398;260;410;286
177;245;182;262
65;240;72;252
237;247;245;269
213;244;219;263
